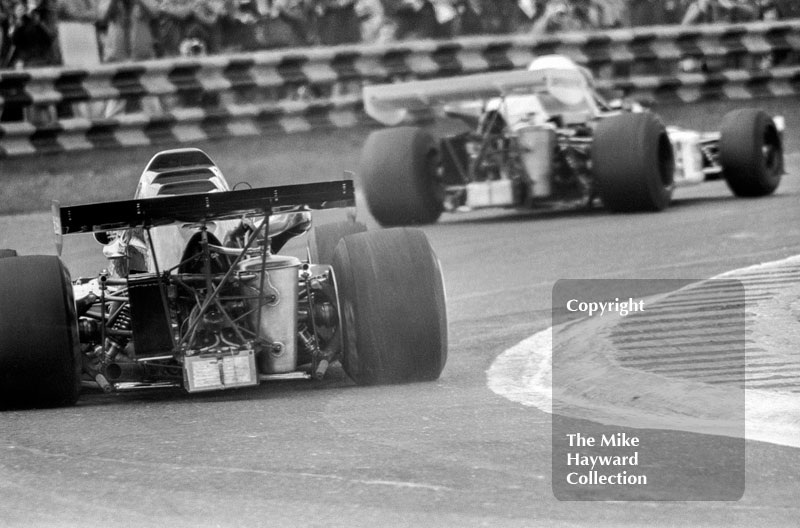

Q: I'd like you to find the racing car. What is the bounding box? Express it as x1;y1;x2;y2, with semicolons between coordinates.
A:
0;148;447;409
359;55;784;225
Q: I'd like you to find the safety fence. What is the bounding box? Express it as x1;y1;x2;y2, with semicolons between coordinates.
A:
1;20;799;157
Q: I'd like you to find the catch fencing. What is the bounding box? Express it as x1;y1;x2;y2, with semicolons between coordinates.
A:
1;20;798;157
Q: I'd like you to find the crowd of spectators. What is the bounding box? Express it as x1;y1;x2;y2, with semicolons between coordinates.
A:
1;1;798;70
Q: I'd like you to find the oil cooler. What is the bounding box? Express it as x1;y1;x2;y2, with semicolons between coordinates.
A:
238;254;301;374
515;125;556;198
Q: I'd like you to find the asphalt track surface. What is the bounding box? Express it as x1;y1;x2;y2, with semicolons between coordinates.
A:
1;153;799;526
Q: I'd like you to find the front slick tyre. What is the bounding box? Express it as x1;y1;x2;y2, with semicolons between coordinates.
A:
720;108;783;197
0;256;81;409
332;228;447;385
592;112;675;212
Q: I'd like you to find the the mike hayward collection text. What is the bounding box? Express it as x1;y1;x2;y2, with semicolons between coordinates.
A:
564;433;648;486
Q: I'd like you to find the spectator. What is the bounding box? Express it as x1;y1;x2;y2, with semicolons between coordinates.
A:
663;0;691;24
759;0;800;66
354;0;393;43
571;0;622;28
98;0;159;61
1;1;18;120
629;0;668;26
759;0;800;20
56;0;101;67
451;0;482;35
158;0;232;57
532;0;607;33
514;0;548;33
596;0;626;26
254;0;313;49
446;0;520;36
681;0;757;25
97;0;161;115
429;0;457;38
681;0;759;72
389;0;440;40
459;0;523;35
1;0;13;67
56;0;99;24
0;0;59;123
220;0;264;51
56;0;103;119
313;0;361;45
628;0;691;26
5;0;59;68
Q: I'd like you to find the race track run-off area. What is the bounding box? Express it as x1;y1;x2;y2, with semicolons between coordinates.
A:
488;255;800;449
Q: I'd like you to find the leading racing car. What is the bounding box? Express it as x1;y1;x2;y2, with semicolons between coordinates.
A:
359;55;784;225
0;148;447;409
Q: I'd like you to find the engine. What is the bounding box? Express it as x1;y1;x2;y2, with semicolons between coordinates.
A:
75;225;341;393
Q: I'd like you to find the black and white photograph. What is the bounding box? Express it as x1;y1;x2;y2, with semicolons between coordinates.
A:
1;0;798;526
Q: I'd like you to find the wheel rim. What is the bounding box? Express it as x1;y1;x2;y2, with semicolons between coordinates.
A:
761;127;781;175
426;150;446;209
658;132;676;189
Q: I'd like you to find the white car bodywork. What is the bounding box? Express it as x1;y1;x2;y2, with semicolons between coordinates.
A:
362;55;783;191
484;57;706;187
98;149;239;274
100;149;309;275
133;149;239;273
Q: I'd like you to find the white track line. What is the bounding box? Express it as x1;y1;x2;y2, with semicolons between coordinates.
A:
487;255;800;448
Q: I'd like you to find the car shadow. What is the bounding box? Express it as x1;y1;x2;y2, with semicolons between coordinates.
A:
438;205;606;226
668;191;797;210
436;191;796;227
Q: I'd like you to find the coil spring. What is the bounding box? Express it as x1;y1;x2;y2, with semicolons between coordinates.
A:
298;327;318;356
102;304;132;362
700;144;718;165
563;147;584;172
110;305;132;343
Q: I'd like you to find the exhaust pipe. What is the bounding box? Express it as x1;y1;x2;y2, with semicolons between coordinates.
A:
105;362;146;382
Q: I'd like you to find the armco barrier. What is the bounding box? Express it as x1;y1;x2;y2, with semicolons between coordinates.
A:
1;20;799;157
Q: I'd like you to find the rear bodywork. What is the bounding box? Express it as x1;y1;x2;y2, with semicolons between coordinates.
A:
58;149;354;393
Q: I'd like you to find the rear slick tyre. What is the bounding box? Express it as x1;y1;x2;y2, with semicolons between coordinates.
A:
360;127;444;226
332;228;447;385
0;256;81;409
592;112;675;212
310;220;367;267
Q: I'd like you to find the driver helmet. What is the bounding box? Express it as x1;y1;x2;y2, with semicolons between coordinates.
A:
527;54;595;88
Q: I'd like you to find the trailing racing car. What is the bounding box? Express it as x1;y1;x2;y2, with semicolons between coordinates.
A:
0;148;447;409
359;55;784;225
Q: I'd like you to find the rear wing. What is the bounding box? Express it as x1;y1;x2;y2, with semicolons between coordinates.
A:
363;68;588;126
364;70;546;126
55;180;355;235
